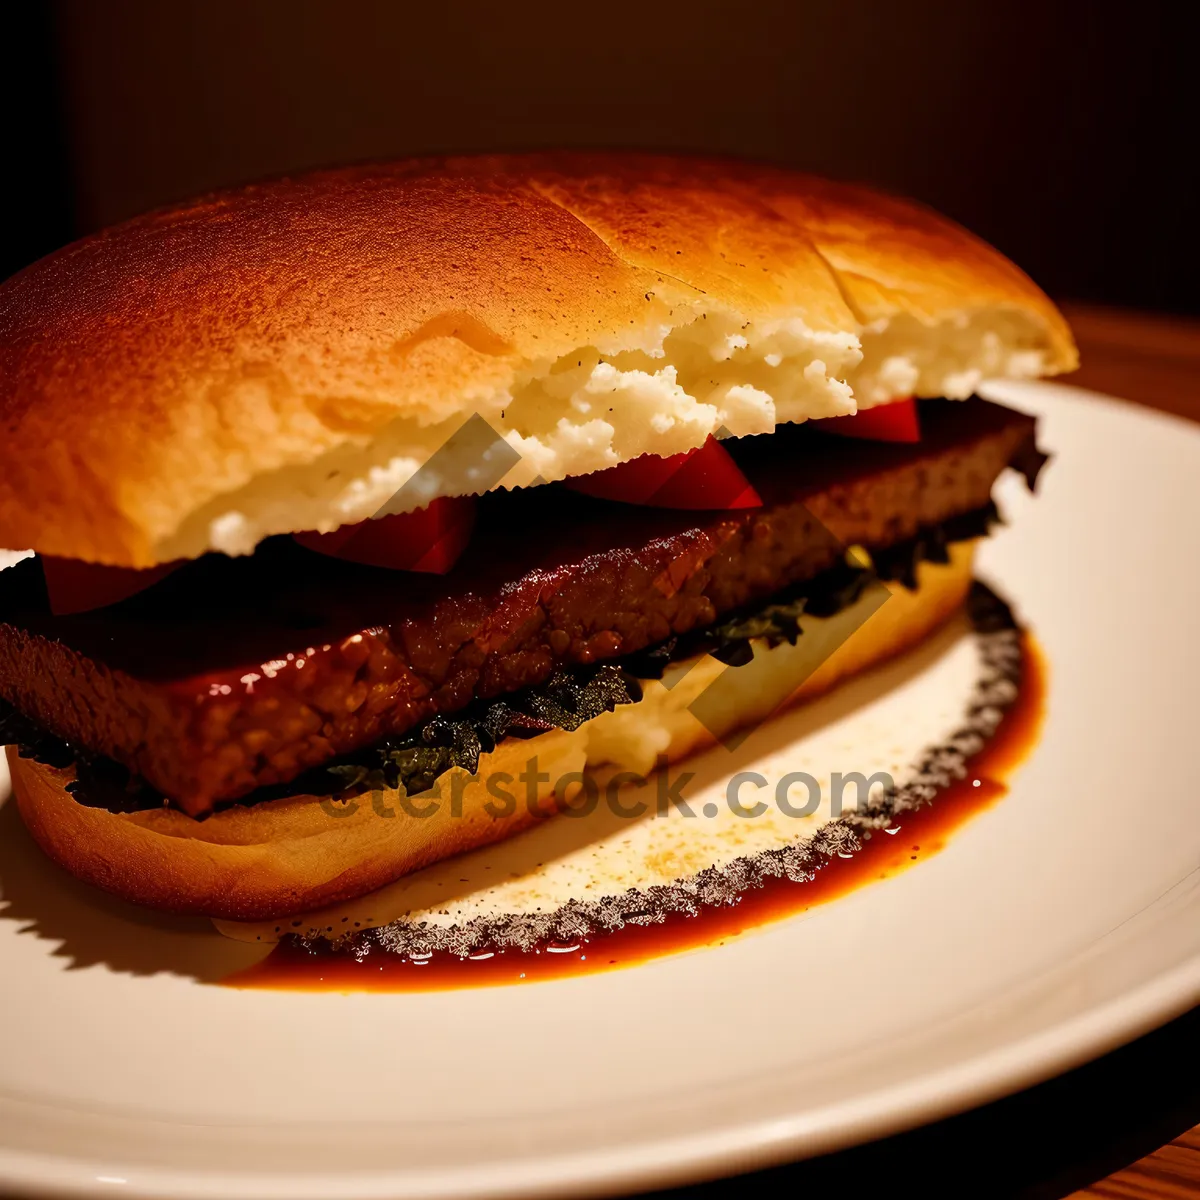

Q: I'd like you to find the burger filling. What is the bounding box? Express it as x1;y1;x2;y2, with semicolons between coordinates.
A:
0;397;1044;818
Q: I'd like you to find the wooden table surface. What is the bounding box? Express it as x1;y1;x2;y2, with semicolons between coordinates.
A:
648;302;1200;1200
1061;303;1200;420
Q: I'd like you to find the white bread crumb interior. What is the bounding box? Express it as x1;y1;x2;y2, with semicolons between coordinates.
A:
196;306;1051;558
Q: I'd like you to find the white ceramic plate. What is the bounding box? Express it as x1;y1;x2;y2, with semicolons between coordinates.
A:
1;380;1198;1199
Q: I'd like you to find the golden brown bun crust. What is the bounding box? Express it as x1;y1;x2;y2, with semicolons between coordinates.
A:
8;546;975;920
0;154;1074;567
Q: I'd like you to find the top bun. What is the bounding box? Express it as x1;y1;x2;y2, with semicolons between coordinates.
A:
0;153;1075;567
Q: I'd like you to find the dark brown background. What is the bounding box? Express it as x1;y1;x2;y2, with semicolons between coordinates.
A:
3;0;1196;313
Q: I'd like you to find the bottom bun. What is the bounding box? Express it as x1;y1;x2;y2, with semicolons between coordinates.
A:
9;542;977;919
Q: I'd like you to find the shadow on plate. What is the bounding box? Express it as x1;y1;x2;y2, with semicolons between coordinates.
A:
0;796;270;982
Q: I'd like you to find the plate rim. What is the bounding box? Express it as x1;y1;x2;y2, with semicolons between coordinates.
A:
1;948;1196;1200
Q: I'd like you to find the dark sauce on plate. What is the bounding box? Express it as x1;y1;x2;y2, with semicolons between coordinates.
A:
227;635;1045;994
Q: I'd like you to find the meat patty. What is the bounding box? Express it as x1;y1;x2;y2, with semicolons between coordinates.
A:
0;398;1038;814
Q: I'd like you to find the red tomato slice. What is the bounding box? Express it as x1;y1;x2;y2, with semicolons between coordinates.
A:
41;558;180;616
564;437;762;510
822;397;920;443
293;496;476;574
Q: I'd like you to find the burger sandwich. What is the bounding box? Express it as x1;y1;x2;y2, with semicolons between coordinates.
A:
0;154;1073;920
